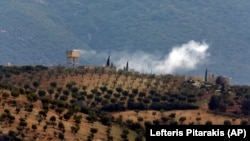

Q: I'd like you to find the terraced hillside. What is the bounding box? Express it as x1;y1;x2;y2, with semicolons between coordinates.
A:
0;65;250;141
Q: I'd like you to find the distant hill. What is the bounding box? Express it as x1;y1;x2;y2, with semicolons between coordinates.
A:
1;0;250;84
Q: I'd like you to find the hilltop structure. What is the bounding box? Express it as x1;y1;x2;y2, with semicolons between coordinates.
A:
66;50;80;69
174;68;231;86
205;69;231;86
77;55;116;73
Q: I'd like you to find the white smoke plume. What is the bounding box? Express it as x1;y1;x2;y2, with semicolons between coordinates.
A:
113;40;210;74
77;49;108;66
77;40;210;74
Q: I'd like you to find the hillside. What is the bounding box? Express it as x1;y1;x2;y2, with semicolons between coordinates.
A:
1;1;250;83
0;65;250;140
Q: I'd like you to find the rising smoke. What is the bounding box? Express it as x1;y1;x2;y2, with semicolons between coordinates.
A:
78;40;210;74
154;40;210;74
113;40;210;74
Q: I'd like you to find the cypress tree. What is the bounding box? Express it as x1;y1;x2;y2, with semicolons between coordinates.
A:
126;61;129;71
204;68;208;82
106;56;110;67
